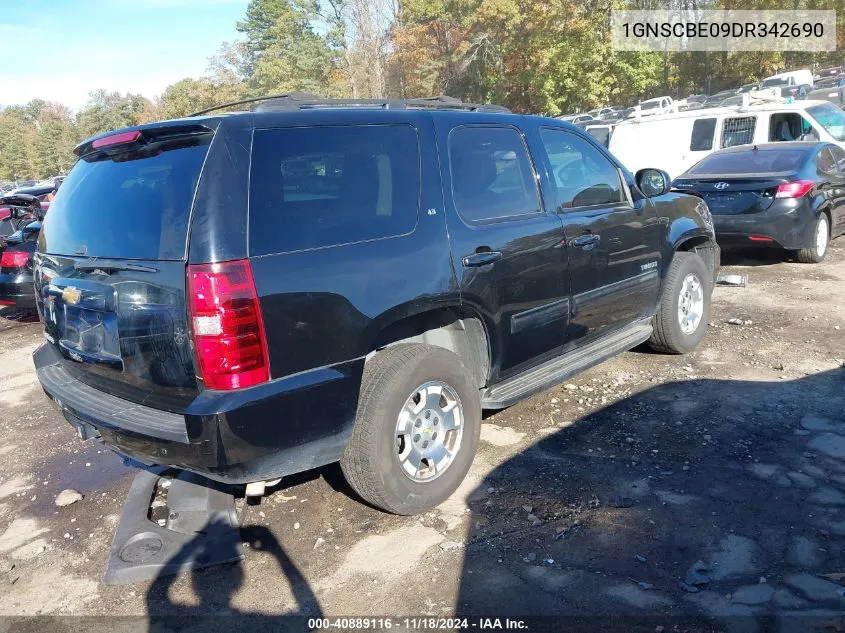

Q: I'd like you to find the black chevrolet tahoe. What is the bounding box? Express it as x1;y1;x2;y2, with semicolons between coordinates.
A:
32;96;719;515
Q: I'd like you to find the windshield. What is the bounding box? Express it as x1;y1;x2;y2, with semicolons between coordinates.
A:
807;103;845;141
762;78;789;88
687;149;809;175
39;133;212;260
640;100;661;110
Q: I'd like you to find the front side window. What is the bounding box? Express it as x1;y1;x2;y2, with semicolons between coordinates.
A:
448;126;541;223
808;103;845;141
248;125;420;255
540;128;625;209
721;116;756;148
690;118;716;151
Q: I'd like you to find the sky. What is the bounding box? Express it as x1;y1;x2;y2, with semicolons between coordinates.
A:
0;0;249;110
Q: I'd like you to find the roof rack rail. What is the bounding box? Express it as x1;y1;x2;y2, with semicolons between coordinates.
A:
188;93;510;117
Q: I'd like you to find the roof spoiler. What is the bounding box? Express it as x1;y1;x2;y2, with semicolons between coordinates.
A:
74;122;215;158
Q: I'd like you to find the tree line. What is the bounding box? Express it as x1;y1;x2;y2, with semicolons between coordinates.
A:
1;0;843;182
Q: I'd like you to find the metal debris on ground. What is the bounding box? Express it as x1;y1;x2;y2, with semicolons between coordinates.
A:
717;274;748;287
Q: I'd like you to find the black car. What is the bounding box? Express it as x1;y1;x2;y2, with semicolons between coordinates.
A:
32;95;718;514
0;221;40;309
672;142;845;263
0;194;44;309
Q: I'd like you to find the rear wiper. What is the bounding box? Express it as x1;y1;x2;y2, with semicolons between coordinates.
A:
74;259;158;273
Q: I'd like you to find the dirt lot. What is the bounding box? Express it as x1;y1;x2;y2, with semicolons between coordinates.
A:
1;243;844;632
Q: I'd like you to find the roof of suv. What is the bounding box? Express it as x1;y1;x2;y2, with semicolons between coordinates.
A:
75;97;596;157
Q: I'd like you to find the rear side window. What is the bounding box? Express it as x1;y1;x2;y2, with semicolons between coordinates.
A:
687;149;808;175
40;134;211;260
721;116;756;148
249;125;419;255
690;118;716;151
449;126;541;223
817;148;836;172
830;146;845;171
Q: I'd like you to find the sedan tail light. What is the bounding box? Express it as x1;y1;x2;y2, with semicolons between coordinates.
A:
187;259;270;390
775;180;815;199
0;250;31;269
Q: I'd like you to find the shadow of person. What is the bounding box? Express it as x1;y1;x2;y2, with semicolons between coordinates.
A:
146;521;322;633
454;367;845;632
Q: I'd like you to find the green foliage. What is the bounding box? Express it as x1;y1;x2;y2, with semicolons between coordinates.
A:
0;0;842;182
238;0;334;96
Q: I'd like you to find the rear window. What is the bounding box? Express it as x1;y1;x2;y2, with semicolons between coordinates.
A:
40;134;211;260
248;125;419;255
687;149;808;175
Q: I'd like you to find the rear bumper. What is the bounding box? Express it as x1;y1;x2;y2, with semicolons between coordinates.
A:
34;343;365;484
0;271;35;309
712;200;818;250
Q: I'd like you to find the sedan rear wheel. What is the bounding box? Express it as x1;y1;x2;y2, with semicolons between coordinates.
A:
796;214;829;264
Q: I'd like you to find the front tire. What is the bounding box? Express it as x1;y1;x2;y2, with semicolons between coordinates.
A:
341;343;481;515
796;213;829;264
648;252;712;354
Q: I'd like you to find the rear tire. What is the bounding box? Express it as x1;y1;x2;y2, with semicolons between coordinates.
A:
796;213;829;264
341;343;481;515
648;252;712;354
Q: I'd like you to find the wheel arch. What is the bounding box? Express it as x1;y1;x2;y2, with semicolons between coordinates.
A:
670;231;719;285
368;306;492;390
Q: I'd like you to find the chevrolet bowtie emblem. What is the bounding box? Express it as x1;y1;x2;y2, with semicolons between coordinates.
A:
62;287;82;305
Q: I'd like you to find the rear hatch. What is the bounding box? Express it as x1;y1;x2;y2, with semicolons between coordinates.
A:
34;124;215;413
672;177;789;215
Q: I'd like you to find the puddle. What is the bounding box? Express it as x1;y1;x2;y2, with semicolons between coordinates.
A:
30;443;131;516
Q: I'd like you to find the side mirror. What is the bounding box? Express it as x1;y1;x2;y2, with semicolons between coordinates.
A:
800;131;819;142
635;168;671;198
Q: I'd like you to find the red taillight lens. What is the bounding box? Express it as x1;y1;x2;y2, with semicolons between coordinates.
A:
775;180;815;199
1;251;31;268
749;235;774;242
187;259;269;390
91;130;142;149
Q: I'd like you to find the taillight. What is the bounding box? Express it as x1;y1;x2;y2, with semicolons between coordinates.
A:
1;251;31;269
775;180;815;199
91;130;142;149
187;259;269;390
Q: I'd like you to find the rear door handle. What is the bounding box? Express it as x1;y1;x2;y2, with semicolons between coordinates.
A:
462;251;503;267
571;234;600;248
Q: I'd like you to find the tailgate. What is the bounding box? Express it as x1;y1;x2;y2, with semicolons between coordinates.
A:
34;125;214;413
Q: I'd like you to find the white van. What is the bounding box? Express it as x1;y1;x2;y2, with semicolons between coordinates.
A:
637;96;676;118
608;99;845;179
761;69;814;88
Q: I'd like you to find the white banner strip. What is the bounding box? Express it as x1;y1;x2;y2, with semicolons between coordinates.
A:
611;10;837;52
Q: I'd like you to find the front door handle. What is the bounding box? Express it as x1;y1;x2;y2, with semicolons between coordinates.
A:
462;251;503;267
571;234;601;248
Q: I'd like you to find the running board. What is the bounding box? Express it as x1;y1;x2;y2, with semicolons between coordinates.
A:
481;322;652;409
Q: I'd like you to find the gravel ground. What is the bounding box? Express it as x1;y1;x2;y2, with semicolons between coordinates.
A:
0;242;844;633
